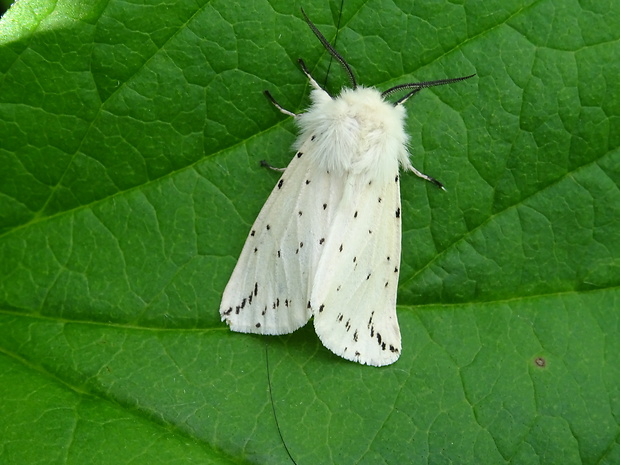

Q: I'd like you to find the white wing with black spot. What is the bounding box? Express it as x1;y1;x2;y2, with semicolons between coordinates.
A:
220;138;344;335
310;173;403;366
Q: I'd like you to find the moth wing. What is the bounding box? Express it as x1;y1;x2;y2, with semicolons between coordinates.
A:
311;174;403;366
220;142;343;335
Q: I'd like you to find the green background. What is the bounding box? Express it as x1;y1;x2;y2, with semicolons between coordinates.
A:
1;0;618;463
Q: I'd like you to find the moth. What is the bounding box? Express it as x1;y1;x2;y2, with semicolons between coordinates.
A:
220;9;473;366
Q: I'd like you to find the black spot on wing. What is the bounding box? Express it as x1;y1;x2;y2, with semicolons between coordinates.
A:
395;208;400;218
278;179;284;189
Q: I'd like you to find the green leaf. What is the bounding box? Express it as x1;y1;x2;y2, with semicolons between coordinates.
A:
1;0;619;464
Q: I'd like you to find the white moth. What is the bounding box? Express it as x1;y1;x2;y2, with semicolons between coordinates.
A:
220;10;473;366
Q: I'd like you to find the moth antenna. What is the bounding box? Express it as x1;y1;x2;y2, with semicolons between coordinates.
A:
301;7;357;89
383;74;476;105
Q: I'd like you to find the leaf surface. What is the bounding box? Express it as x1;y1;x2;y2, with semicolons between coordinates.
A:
1;0;619;464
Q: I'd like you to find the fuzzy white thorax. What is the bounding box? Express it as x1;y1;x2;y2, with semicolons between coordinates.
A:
294;86;414;185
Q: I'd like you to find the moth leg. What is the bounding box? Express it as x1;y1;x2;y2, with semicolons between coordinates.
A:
297;58;322;90
260;159;286;172
407;165;446;191
264;90;297;118
262;91;294;172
